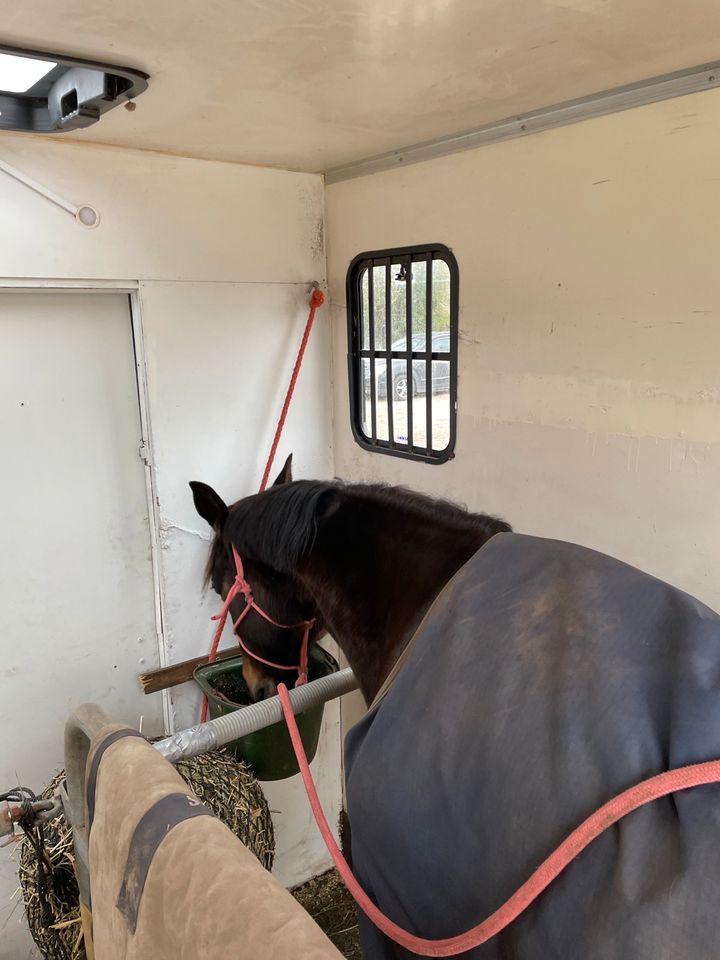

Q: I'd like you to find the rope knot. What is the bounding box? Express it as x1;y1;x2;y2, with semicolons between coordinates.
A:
309;288;325;309
235;576;253;601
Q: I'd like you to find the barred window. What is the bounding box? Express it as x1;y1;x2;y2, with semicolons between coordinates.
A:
347;244;458;463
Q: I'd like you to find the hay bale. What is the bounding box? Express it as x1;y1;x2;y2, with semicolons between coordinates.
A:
173;747;274;870
18;747;274;960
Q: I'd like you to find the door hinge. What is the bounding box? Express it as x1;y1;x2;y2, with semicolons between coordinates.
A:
138;440;151;466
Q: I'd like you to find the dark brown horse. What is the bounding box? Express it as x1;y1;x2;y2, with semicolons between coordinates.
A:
190;454;510;703
190;458;720;960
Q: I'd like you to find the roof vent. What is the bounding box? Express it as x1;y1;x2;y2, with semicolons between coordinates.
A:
0;44;148;133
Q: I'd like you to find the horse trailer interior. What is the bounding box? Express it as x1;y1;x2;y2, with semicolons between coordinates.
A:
1;1;719;957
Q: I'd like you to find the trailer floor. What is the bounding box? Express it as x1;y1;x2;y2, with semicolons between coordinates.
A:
293;868;361;959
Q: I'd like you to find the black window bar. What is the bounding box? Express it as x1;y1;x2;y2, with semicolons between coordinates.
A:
347;243;458;464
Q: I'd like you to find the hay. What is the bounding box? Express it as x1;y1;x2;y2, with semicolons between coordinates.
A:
173;746;274;871
18;746;275;960
292;869;361;960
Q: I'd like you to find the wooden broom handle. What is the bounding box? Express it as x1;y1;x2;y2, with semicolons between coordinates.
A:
139;647;240;694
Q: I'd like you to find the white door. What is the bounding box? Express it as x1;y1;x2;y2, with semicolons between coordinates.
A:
0;292;162;957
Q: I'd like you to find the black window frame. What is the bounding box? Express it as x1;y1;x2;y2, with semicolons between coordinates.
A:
346;242;459;464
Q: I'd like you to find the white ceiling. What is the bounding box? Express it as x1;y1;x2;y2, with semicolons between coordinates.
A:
3;0;720;172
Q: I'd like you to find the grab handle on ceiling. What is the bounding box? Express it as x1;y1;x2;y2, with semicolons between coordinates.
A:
0;156;100;227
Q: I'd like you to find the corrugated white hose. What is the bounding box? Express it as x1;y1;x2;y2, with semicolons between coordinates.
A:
154;667;359;764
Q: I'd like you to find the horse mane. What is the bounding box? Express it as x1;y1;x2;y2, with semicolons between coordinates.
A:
221;480;511;575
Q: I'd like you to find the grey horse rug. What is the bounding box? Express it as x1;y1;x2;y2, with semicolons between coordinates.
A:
344;533;720;960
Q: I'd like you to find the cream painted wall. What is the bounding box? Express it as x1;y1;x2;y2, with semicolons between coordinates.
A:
0;134;337;957
3;78;720;951
326;88;720;732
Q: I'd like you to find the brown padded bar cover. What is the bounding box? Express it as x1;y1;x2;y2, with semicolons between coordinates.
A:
86;724;343;959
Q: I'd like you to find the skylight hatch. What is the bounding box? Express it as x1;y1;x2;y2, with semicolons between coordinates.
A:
0;44;148;133
0;52;56;93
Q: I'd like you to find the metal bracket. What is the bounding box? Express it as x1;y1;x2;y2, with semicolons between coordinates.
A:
0;797;60;846
325;61;720;183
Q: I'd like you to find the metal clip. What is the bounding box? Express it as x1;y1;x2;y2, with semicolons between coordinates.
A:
34;792;63;825
0;796;62;843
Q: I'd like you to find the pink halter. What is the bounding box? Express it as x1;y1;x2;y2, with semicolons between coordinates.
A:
209;544;314;687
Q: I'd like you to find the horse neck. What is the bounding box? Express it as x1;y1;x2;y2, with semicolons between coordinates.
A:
299;502;487;704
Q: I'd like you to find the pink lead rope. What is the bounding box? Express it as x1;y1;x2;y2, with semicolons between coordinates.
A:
278;681;720;957
199;287;324;723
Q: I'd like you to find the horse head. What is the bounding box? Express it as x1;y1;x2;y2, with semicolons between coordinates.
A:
189;454;323;701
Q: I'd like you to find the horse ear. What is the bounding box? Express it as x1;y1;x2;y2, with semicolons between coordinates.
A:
189;481;229;531
315;487;341;523
272;453;293;487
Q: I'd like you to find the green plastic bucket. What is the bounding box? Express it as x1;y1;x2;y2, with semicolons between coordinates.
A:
193;645;339;781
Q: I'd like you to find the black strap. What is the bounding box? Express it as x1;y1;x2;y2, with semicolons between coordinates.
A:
116;792;213;933
86;728;145;830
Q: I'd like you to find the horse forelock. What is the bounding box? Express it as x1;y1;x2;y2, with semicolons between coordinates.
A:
225;481;335;574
